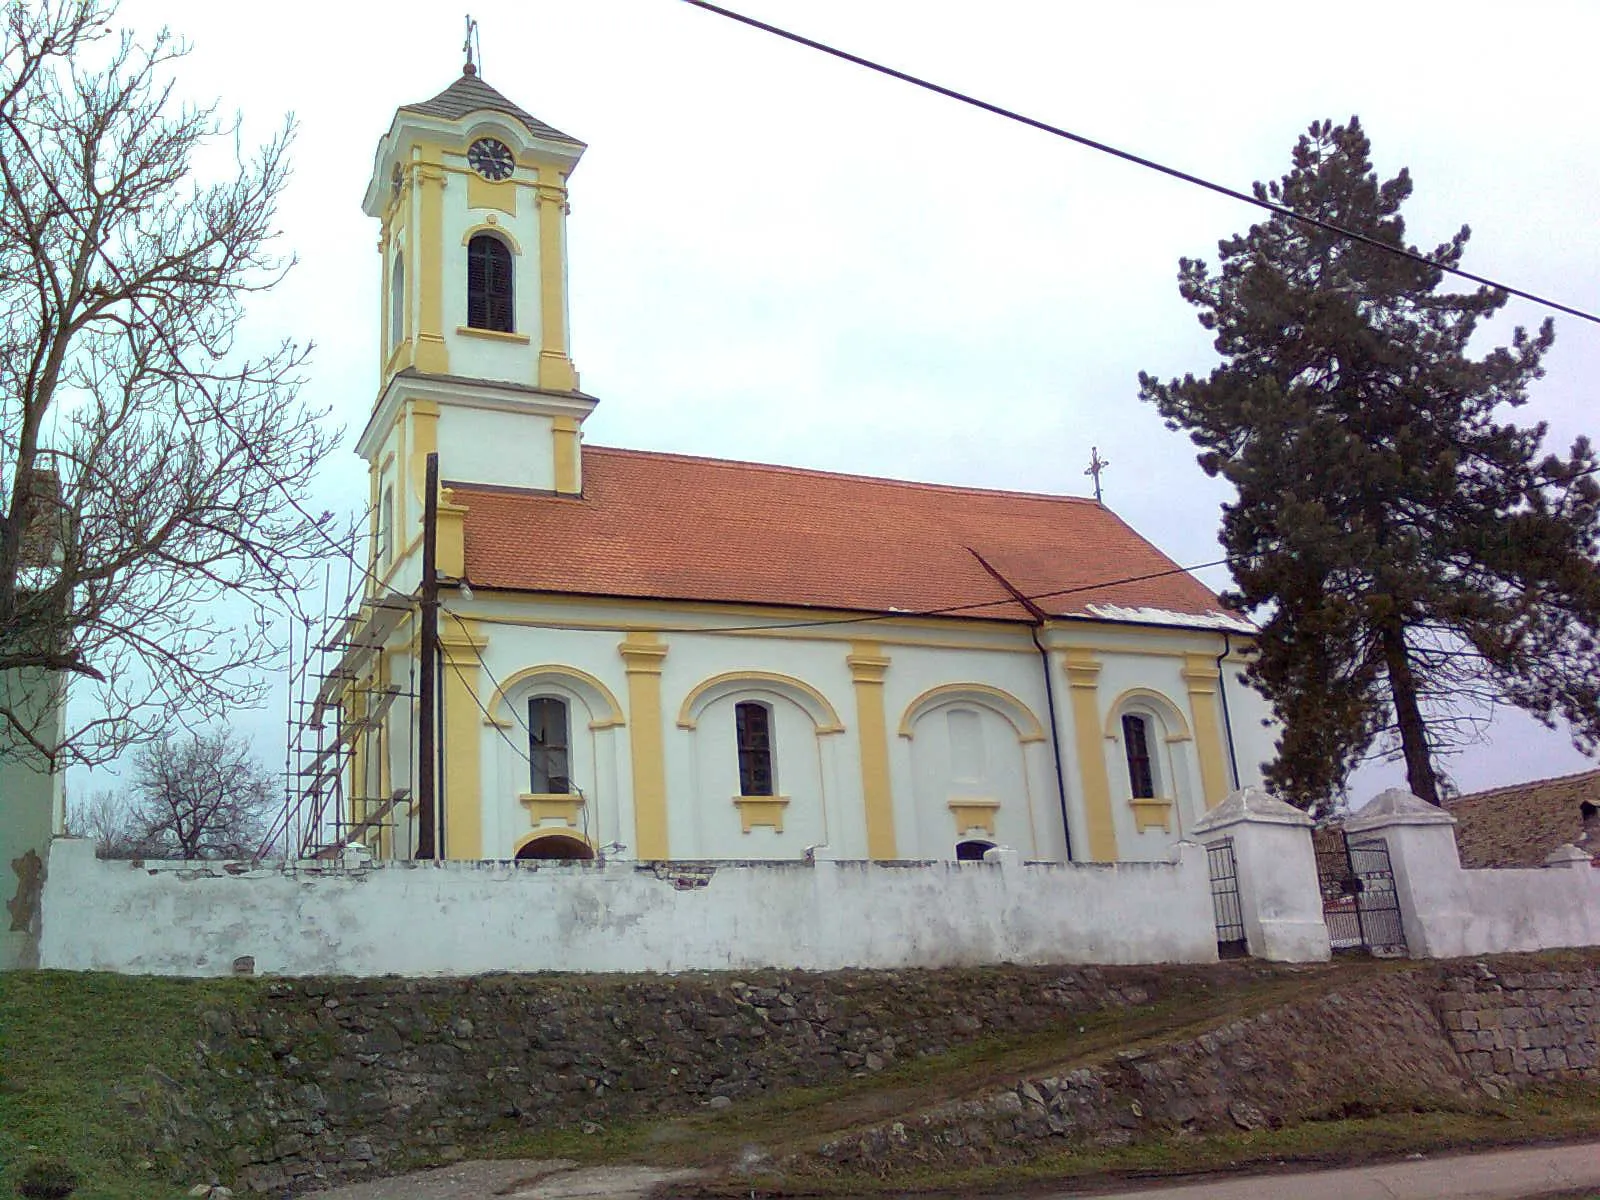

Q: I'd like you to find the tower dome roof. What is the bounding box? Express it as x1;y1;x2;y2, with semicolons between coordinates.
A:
399;70;583;147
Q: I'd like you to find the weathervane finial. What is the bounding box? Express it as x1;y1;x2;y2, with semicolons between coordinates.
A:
1085;446;1110;503
463;14;481;76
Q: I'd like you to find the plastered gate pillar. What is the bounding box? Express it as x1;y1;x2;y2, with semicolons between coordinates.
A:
1192;785;1330;962
1343;787;1462;959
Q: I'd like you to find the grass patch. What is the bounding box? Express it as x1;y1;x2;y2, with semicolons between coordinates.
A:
0;971;256;1200
691;1091;1600;1197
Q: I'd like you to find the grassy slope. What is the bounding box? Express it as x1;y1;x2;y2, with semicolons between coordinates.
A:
2;956;1599;1198
0;973;252;1200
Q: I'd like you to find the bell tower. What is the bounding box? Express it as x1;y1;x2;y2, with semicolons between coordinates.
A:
355;58;597;588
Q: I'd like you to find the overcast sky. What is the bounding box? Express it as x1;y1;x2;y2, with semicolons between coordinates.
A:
96;0;1600;803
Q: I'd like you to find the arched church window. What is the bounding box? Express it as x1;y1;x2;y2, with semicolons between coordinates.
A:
955;838;995;861
467;233;514;333
377;484;394;563
389;251;404;347
946;706;986;785
528;696;571;793
735;700;774;796
1122;713;1157;799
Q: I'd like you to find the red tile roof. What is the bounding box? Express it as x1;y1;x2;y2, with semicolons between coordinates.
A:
456;447;1245;628
1444;768;1600;868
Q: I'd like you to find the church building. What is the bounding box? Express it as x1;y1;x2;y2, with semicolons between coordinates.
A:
333;64;1278;866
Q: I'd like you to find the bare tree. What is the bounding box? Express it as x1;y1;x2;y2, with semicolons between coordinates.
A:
130;727;276;859
68;786;143;858
0;1;340;770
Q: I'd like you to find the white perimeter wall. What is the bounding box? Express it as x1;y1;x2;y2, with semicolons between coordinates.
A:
1363;821;1600;959
37;838;1217;978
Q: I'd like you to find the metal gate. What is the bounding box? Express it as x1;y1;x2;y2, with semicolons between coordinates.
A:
1316;832;1407;956
1206;837;1248;958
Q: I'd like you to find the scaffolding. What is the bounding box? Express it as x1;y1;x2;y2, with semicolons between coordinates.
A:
271;589;416;860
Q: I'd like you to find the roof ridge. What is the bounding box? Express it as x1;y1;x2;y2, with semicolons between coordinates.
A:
1446;765;1600;805
582;444;1101;506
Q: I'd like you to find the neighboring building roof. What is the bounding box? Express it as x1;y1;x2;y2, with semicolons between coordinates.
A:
1444;768;1600;868
398;70;583;146
456;446;1252;630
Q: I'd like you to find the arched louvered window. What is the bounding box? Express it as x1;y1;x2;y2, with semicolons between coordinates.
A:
1122;713;1157;799
389;252;404;347
467;233;514;333
528;696;571;794
377;484;394;563
735;701;775;797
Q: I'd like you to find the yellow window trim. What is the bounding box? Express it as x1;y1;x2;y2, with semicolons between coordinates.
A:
1102;688;1194;742
897;682;1047;743
455;325;531;345
520;792;585;828
459;222;523;253
1129;796;1175;834
512;827;595;858
948;796;1001;836
676;670;845;734
483;663;626;731
733;794;790;834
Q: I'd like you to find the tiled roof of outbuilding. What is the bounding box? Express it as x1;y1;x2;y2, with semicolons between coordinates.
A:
1444;768;1600;868
455;446;1251;629
399;71;582;146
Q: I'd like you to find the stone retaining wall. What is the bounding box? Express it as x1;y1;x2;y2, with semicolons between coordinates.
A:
152;963;1192;1193
1436;963;1600;1087
142;957;1600;1193
814;975;1476;1174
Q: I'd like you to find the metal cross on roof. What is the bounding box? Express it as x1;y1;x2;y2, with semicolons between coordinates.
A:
1085;446;1110;503
463;14;481;77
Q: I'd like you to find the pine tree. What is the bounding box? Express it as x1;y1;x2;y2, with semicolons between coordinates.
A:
1139;117;1600;809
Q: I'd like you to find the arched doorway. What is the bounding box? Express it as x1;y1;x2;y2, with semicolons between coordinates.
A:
515;834;594;862
955;838;996;862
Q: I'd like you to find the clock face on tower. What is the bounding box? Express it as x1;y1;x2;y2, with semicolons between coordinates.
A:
467;137;514;181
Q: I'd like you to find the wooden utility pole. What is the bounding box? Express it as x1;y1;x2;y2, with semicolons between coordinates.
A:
414;452;441;859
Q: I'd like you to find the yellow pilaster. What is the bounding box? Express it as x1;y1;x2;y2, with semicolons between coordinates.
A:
408;399;440;521
847;642;897;859
436;487;467;578
1182;652;1231;808
438;618;487;859
535;179;578;392
619;632;670;859
414;162;450;375
552;416;581;494
1062;647;1119;861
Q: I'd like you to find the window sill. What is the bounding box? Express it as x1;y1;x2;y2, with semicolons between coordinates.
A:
1129;796;1174;834
456;325;531;345
520;792;584;827
948;796;1001;836
733;794;790;833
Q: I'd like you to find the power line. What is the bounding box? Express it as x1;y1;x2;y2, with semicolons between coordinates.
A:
678;0;1600;329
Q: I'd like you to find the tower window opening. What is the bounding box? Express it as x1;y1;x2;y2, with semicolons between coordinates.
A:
735;701;774;797
467;233;514;332
389;251;404;348
1123;713;1156;799
377;484;394;563
528;696;571;793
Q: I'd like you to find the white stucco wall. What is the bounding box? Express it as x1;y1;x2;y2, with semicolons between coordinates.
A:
38;837;1217;977
384;594;1279;868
